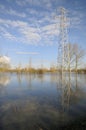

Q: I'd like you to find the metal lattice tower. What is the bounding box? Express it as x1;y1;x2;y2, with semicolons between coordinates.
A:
58;7;68;72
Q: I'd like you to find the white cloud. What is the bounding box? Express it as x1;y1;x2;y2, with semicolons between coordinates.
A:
0;19;41;42
26;8;39;16
20;27;41;42
0;5;84;46
0;56;10;64
43;24;57;31
68;9;85;29
6;8;26;18
0;17;60;45
0;26;17;40
15;0;27;6
16;52;39;55
0;4;26;18
4;32;16;40
42;23;59;36
15;0;52;9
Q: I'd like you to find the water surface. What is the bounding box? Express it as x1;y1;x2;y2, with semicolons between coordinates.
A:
0;73;86;130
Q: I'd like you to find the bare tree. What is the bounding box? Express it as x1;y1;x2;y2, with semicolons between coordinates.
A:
64;43;75;71
74;44;85;72
64;43;85;72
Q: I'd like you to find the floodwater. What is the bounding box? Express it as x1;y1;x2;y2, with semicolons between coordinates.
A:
0;72;86;130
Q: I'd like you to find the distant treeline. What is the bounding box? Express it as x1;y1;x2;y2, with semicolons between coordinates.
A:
0;67;86;74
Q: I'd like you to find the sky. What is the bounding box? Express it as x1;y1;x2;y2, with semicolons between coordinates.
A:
0;0;86;68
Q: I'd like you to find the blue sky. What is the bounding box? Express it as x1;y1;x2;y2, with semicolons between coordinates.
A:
0;0;86;68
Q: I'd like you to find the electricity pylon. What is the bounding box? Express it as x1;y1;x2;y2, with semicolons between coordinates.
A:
58;7;69;73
